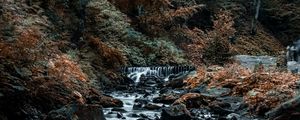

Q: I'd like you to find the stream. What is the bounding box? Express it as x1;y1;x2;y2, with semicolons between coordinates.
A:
103;90;162;120
103;89;220;120
102;61;278;120
103;66;196;120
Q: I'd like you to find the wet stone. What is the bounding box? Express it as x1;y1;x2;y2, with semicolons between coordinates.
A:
105;111;118;118
153;94;179;104
111;108;127;112
190;84;207;93
226;113;241;120
99;95;123;108
144;103;162;110
144;80;157;87
173;93;207;108
125;102;132;105
117;112;124;118
139;113;149;118
165;76;186;88
115;85;129;90
159;88;187;95
128;113;140;118
209;102;234;116
161;104;192;120
133;102;144;110
217;96;244;111
133;98;150;110
204;87;231;97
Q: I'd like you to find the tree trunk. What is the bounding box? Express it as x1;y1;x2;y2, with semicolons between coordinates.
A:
251;0;261;35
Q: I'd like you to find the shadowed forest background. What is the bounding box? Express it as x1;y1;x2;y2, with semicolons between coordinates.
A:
0;0;300;120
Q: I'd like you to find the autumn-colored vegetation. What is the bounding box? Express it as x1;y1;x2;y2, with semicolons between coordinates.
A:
88;36;127;68
0;0;299;119
0;28;41;62
184;63;299;114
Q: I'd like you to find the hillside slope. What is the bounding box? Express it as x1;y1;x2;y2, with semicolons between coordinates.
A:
0;0;299;119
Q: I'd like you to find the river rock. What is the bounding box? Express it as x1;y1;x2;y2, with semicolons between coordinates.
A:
111;108;127;112
161;104;192;120
226;113;241;120
173;93;215;108
190;84;207;93
265;95;300;120
217;96;244;112
98;95;123;108
117;112;124;119
139;113;150;119
159;88;187;95
133;102;144;110
144;103;162;110
115;85;129;91
204;87;231;97
153;94;179;104
128;113;140;118
209;101;234;116
45;104;106;120
144;79;158;87
133;98;150;110
165;75;187;88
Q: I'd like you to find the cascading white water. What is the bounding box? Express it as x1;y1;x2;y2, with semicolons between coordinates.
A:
127;67;152;84
123;66;195;85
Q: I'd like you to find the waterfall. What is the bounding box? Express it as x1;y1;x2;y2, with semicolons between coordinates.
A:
121;66;196;85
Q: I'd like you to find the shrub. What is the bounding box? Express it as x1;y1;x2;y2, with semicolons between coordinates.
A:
0;28;41;63
88;36;127;68
48;54;88;82
203;37;231;65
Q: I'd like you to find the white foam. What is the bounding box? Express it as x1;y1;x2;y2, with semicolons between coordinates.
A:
125;66;195;84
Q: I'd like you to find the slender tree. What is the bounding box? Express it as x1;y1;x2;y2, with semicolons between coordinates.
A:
251;0;261;35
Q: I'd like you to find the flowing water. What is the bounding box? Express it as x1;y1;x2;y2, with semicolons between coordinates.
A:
103;91;163;120
122;66;196;83
103;66;195;120
103;61;288;120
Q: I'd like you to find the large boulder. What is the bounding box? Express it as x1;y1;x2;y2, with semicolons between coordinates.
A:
46;104;106;120
153;94;179;104
161;104;192;120
204;87;231;97
173;93;215;108
98;95;123;108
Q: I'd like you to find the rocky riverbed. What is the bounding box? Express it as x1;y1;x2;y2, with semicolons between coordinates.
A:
102;65;260;120
102;84;264;120
102;56;300;120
